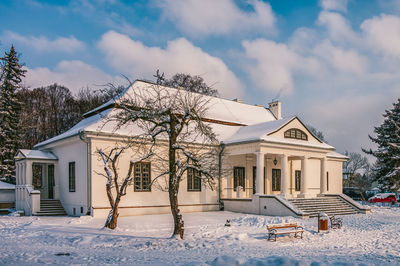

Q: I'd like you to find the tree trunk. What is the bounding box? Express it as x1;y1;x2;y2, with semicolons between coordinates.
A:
105;204;119;229
102;159;133;230
169;115;184;239
169;185;184;238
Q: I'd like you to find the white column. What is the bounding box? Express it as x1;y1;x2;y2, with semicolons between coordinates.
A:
22;163;25;184
18;163;21;185
319;157;327;195
25;161;32;186
280;154;289;197
256;152;265;194
299;156;311;198
54;163;60;200
15;163;19;185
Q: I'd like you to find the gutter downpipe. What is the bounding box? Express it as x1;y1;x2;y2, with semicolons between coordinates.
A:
218;143;225;210
79;131;92;216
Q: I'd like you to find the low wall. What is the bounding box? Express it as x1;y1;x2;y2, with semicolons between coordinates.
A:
222;199;256;214
222;195;308;218
0;189;15;203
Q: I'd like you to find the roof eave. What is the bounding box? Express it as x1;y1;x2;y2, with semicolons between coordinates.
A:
34;132;81;149
222;138;335;151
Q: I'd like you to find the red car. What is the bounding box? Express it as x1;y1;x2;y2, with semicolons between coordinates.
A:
368;193;397;203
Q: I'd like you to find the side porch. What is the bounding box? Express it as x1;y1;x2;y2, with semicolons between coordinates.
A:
14;149;66;216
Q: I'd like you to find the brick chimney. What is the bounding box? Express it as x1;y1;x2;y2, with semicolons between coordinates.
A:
269;101;282;119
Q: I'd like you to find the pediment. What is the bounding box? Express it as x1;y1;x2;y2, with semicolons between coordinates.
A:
14;150;26;160
267;117;323;144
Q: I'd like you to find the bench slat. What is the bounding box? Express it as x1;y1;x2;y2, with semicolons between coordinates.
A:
269;230;304;235
267;223;298;230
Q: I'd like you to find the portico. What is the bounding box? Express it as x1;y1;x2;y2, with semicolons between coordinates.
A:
222;148;332;199
219;114;342;202
14;150;58;215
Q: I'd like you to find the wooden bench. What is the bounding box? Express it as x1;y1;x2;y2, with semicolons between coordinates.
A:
330;216;343;229
267;223;304;241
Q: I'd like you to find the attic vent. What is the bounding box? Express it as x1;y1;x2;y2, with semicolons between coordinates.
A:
233;98;243;103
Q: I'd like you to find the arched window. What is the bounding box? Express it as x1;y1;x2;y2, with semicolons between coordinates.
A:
284;128;308;141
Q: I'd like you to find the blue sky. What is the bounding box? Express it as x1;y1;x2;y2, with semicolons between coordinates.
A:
1;0;399;155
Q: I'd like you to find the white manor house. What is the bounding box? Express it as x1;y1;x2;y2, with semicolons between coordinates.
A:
14;80;369;218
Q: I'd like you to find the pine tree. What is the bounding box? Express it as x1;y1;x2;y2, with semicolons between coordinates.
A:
363;98;400;191
0;45;26;183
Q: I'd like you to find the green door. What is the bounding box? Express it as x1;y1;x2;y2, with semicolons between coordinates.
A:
48;165;54;199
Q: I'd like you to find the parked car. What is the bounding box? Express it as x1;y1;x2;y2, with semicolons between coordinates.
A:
368;193;397;204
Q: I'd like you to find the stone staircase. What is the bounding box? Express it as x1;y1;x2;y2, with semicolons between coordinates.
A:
288;196;359;217
34;199;67;216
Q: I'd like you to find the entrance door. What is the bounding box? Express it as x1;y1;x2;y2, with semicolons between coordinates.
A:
272;169;281;191
48;165;55;199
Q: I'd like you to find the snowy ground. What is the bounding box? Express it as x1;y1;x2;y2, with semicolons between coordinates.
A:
1;206;400;265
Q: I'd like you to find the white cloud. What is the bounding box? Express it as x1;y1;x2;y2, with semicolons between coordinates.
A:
241;39;320;95
24;60;122;92
313;40;368;74
97;31;244;98
361;14;400;58
157;0;275;36
242;40;297;95
2;31;85;53
319;0;348;12
303;94;392;154
317;11;358;44
234;6;400;155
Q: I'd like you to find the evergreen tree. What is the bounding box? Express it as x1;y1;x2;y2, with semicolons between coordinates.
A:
0;45;26;183
363;98;400;191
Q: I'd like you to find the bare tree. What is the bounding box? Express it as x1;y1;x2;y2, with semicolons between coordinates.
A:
343;151;370;187
17;83;124;149
96;141;154;229
109;82;219;238
154;70;218;97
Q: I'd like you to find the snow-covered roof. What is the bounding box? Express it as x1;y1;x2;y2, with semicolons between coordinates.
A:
84;80;276;125
34;80;337;152
0;181;15;190
222;117;335;150
15;149;58;160
327;151;348;159
222;117;294;144
35;80;276;148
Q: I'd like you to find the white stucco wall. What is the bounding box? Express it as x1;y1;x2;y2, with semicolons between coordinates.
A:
37;130;344;218
90;137;219;218
45;137;88;216
327;159;343;194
